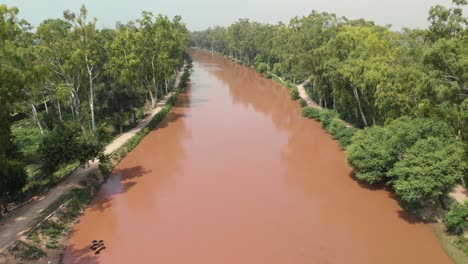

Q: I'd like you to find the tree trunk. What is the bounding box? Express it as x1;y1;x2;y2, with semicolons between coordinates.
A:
149;90;155;106
352;86;368;127
439;195;447;210
57;102;63;122
165;78;168;95
86;64;96;135
31;104;44;135
151;56;158;106
44;100;48;113
70;97;76;124
1;198;7;215
333;93;336;110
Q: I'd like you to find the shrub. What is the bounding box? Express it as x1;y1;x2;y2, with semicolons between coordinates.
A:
38;124;103;176
346;116;456;187
38;125;81;175
443;201;468;234
289;87;300;100
346;126;392;184
265;73;272;79
318;109;338;128
0;159;27;213
254;54;264;68
325;118;346;136
389;137;465;207
302;107;320;119
256;62;268;74
272;63;283;76
334;127;359;147
299;98;307;107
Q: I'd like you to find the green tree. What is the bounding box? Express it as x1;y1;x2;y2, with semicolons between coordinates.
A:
389;137;466;207
443;201;468;234
346;126;391;184
0;5;27;215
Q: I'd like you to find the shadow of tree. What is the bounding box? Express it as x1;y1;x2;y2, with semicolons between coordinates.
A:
87;166;151;213
348;171;390;192
61;244;100;264
397;210;426;224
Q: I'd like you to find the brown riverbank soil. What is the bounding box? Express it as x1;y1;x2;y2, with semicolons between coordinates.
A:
63;50;452;264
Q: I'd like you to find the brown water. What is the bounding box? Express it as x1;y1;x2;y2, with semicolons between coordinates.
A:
63;50;451;264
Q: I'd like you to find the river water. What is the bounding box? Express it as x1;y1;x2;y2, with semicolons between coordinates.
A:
63;50;451;264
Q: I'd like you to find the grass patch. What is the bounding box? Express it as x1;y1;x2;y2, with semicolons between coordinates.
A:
432;223;468;264
9;241;46;261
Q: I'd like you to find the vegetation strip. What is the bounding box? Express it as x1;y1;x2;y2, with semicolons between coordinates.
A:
191;24;468;263
3;62;191;263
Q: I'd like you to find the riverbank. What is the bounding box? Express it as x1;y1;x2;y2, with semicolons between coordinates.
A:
196;47;467;263
0;63;192;263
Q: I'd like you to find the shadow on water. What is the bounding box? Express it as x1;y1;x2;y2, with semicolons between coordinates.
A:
62;244;100;264
397;210;426;224
348;171;389;192
88;166;152;213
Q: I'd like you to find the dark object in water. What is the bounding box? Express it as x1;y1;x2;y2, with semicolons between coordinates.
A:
95;247;106;255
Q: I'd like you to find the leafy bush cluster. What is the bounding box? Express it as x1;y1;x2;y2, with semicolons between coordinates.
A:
299;99;307;107
256;62;268;74
38;124;103;176
346;116;466;208
443;201;468;235
301;106;357;148
302;107;320;119
289;86;300;100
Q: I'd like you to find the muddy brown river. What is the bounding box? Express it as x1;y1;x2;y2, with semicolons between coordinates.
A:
63;50;452;264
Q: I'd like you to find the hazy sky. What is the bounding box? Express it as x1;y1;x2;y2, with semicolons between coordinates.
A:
1;0;461;31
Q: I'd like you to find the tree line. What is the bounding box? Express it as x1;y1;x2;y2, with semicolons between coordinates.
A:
190;0;468;243
0;4;189;214
190;1;467;135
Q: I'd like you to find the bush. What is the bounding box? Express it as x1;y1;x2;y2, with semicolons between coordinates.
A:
346;126;392;184
299;98;307;107
325;118;346;136
0;159;27;213
334;127;359;147
346;116;454;186
389;137;465;207
38;124;103;176
318;109;339;128
256;62;268;74
289;87;300;100
272;63;283;76
253;54;264;68
265;73;272;79
38;125;81;175
302;107;321;119
443;201;468;234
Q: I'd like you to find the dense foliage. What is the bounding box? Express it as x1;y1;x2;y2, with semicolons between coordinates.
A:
190;1;467;135
0;4;189;214
190;1;468;252
190;0;467;198
444;201;468;234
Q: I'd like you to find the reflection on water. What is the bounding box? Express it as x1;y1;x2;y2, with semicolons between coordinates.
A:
63;49;451;264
